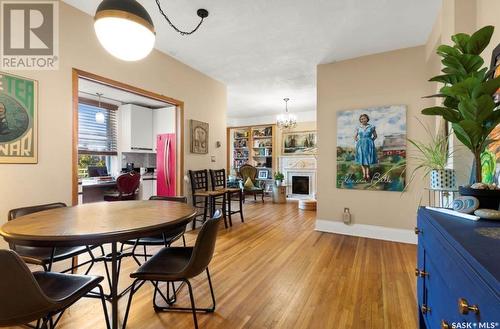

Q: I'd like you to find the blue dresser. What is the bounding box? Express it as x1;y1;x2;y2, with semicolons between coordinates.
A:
416;208;500;329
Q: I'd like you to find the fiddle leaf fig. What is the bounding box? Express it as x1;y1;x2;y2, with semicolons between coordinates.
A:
466;25;494;55
421;25;499;182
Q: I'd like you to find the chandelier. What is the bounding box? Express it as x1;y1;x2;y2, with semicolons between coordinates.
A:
276;98;297;130
94;0;209;61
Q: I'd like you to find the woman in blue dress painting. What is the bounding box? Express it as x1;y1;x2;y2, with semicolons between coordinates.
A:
354;114;378;180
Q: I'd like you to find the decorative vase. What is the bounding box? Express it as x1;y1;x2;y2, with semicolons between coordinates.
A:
459;186;500;210
430;169;456;190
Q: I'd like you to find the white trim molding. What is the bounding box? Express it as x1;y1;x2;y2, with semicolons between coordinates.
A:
315;219;417;244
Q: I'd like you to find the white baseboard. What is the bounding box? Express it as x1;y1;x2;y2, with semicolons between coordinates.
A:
315;219;417;244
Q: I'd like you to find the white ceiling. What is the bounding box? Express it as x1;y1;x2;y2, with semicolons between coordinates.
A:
78;78;172;108
65;0;442;118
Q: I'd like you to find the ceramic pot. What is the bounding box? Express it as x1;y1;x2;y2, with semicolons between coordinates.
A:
459;186;500;210
276;180;282;187
430;169;456;190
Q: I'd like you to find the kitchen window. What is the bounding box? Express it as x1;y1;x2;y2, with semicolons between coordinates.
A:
78;100;118;178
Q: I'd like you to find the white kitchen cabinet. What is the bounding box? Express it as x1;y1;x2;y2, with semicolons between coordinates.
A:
140;179;156;200
119;104;154;152
152;106;176;151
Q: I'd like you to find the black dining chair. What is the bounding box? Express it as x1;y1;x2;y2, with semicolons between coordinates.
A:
188;170;227;229
120;195;189;266
7;202;101;273
0;249;110;329
209;169;244;226
122;210;223;329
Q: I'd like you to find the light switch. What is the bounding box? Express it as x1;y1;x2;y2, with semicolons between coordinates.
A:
211;156;216;163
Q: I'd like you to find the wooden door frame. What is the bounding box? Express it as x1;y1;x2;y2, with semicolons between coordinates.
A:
72;68;184;205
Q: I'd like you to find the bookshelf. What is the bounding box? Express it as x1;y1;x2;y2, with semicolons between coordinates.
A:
227;124;276;189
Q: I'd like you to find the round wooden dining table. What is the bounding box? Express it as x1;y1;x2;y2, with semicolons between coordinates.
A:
0;200;197;329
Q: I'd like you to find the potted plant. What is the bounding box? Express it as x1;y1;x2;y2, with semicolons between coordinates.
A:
407;120;455;191
421;25;500;209
274;171;285;186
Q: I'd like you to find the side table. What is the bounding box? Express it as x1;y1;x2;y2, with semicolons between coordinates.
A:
272;185;287;203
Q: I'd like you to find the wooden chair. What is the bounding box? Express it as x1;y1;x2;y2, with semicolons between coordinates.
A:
0;250;110;329
239;164;265;203
122;210;223;329
209;169;244;226
103;172;140;201
188;170;227;229
7;203;100;273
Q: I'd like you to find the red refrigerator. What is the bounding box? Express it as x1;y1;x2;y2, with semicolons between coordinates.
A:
156;133;176;196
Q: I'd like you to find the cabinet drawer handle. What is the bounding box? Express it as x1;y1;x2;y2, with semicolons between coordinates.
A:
414;268;429;278
414;227;421;234
458;298;479;315
441;320;450;329
421;304;431;314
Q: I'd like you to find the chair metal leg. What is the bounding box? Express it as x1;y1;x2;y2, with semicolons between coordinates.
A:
97;284;111;329
185;280;199;329
182;235;186;247
143;245;147;262
122;279;138;329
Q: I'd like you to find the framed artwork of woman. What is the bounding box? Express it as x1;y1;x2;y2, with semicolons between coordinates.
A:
337;105;407;191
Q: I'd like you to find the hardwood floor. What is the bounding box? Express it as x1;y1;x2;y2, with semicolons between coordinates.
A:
13;202;418;329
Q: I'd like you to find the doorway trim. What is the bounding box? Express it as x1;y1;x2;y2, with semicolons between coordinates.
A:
72;68;184;205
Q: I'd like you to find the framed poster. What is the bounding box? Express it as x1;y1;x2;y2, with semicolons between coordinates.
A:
282;131;317;155
190;119;209;154
0;72;37;163
336;105;406;191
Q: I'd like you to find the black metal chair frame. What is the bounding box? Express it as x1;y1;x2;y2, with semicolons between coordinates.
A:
0;250;110;329
121;210;222;329
8;203;108;276
209;169;244;226
119;196;189;266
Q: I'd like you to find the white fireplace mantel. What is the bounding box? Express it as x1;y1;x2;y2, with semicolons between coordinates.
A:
279;156;317;200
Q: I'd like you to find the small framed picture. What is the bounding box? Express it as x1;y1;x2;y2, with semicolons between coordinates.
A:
258;170;268;179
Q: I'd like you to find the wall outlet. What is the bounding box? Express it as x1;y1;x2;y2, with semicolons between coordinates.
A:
211;156;216;163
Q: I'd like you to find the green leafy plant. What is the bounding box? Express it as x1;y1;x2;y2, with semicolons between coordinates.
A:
405;119;452;189
422;25;500;182
274;171;284;181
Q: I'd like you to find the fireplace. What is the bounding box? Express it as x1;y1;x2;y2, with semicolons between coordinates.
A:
292;176;310;195
279;156;317;200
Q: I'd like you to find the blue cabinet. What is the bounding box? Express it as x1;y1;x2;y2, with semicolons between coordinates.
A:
416;208;500;329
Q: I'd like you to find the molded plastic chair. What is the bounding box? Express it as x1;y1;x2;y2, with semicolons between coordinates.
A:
122;210;223;329
7;203;98;273
0;250;110;329
104;172;140;201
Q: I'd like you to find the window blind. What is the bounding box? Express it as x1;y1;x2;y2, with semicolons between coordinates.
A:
78;103;117;155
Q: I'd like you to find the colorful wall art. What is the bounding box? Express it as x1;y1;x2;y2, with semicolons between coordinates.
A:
336;105;406;191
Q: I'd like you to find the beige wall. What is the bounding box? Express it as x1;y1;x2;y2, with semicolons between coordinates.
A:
0;3;227;249
317;46;434;230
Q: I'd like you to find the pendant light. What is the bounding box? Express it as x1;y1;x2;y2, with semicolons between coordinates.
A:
276;98;297;130
95;93;105;124
94;0;209;61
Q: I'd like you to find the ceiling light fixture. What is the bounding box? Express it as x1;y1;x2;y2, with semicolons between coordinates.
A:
95;93;106;124
94;0;209;61
276;98;297;130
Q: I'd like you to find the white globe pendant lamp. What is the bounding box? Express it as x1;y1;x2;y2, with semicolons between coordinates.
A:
94;0;209;62
94;0;156;61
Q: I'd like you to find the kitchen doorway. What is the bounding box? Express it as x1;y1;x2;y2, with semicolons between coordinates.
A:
71;69;184;205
